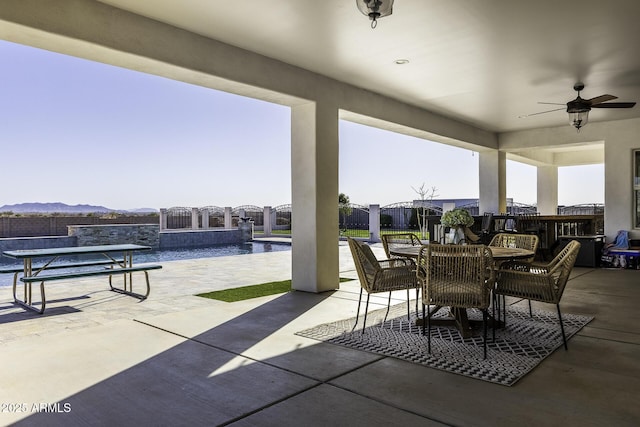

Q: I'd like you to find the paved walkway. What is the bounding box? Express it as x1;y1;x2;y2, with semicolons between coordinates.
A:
0;243;639;426
0;241;369;344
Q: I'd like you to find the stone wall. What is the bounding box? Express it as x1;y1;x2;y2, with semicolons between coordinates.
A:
0;215;159;238
0;226;249;252
68;224;160;247
159;229;243;249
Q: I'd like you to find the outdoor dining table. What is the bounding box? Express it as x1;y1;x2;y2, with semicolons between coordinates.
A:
390;244;534;262
389;244;535;338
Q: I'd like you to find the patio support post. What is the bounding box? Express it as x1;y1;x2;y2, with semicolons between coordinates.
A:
159;209;167;231
479;150;506;214
201;208;209;229
537;166;558;215
291;101;339;293
191;208;199;230
369;204;380;242
224;207;233;229
263;206;272;237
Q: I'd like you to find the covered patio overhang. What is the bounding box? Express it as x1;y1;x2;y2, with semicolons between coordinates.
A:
1;0;637;293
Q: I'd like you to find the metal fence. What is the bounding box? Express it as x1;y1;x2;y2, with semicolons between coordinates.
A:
558;204;604;215
380;201;443;234
273;204;292;235
160;201;605;241
165;206;192;229
200;206;225;228
456;200;538;216
234;205;263;228
339;203;369;238
508;202;538;215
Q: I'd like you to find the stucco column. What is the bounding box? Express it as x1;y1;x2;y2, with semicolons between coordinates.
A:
369;204;380;242
537;165;558;215
479;150;506;214
604;132;637;236
291;101;339;293
201;208;209;229
224;207;232;229
191;208;199;230
159;208;167;231
263;206;272;236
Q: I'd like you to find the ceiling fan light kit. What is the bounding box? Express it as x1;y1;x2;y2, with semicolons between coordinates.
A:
566;83;589;131
356;0;394;28
524;82;636;132
568;110;589;131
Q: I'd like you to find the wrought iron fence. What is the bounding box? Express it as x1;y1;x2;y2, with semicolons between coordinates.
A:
508;202;538;215
558;203;604;215
165;206;192;229
161;200;605;239
234;205;263;232
380;201;443;239
456;201;479;216
273;204;292;235
199;206;225;228
457;200;537;216
339;203;369;238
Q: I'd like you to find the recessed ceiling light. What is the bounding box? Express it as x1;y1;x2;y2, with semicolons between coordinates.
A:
394;59;409;65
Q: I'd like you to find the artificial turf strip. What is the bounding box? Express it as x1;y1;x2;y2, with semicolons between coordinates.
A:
197;277;354;302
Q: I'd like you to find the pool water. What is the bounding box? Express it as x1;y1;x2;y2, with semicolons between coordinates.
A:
0;242;291;285
137;241;291;263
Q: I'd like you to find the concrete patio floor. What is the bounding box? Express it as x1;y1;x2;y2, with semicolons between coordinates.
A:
0;242;638;426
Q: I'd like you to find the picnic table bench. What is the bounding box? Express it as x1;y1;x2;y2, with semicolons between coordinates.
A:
1;244;162;314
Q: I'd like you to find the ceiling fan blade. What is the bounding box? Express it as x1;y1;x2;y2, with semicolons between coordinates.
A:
591;102;636;108
537;102;565;106
586;94;617;105
518;107;565;118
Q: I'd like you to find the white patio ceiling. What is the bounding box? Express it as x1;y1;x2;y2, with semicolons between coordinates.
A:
97;0;640;135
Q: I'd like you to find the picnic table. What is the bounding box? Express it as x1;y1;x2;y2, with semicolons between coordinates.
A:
1;244;162;314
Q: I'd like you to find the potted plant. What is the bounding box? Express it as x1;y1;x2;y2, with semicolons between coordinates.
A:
440;208;474;244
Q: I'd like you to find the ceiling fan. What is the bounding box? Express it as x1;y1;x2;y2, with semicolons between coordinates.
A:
520;82;637;131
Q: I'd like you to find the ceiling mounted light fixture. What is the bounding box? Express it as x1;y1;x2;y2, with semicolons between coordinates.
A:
357;0;394;29
567;107;590;132
567;83;590;132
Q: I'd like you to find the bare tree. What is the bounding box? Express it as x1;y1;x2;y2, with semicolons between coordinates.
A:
411;183;439;240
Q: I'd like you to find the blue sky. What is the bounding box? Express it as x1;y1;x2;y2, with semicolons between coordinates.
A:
0;40;603;210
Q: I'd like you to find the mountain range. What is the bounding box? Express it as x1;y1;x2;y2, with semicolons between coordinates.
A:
0;202;158;214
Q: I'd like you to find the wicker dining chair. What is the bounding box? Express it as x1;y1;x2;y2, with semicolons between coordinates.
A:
381;232;423;309
417;244;495;359
347;237;419;333
489;233;540;321
495;240;581;350
489;233;539;263
381;233;423;258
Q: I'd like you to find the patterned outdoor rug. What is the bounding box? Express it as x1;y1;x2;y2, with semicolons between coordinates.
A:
296;302;593;386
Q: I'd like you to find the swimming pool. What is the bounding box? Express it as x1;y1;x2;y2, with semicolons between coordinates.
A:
0;241;291;286
138;241;291;263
